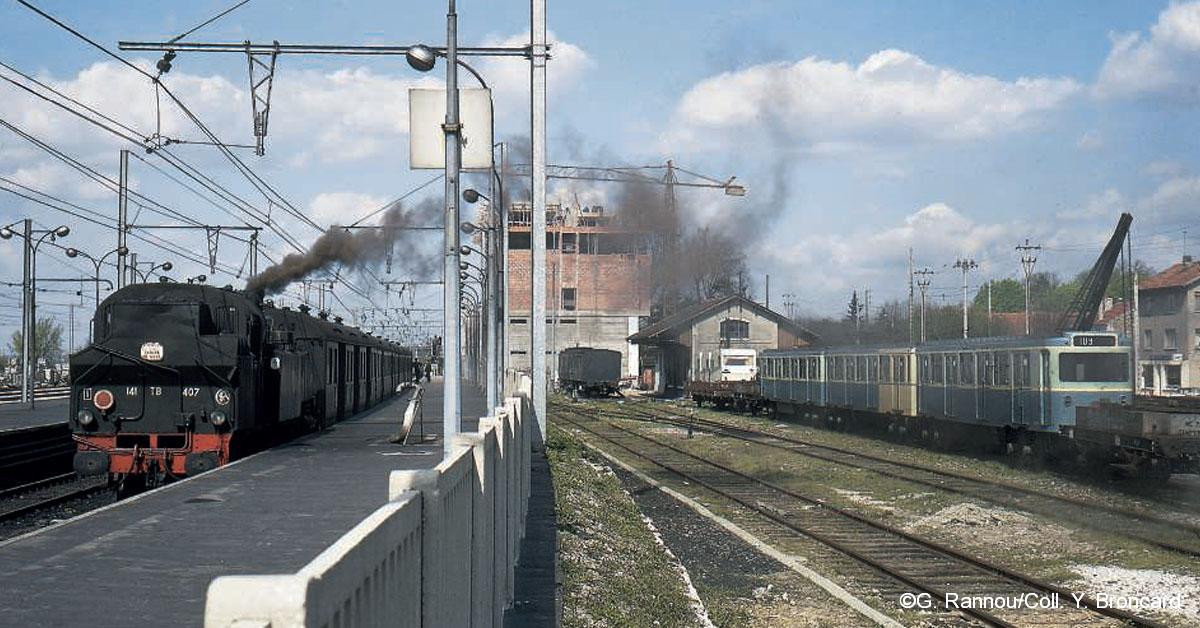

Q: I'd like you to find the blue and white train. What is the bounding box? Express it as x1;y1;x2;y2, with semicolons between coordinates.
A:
760;331;1162;463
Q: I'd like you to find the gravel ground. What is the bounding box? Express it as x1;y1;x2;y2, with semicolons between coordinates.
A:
1070;565;1200;625
548;429;707;628
608;462;873;627
603;405;1200;625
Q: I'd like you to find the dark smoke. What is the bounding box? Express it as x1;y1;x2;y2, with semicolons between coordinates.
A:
245;199;441;295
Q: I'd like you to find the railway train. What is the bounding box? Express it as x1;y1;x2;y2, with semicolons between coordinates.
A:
759;331;1200;475
557;347;622;397
69;282;412;487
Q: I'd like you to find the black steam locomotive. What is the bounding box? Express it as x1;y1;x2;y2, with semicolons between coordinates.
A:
70;283;411;484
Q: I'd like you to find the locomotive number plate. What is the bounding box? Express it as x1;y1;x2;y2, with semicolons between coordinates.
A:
140;342;164;361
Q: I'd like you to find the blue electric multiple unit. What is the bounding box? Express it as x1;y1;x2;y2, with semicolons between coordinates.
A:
761;331;1131;439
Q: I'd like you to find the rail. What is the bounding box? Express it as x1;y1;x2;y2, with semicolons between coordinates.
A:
0;422;74;489
0;386;70;404
204;376;533;628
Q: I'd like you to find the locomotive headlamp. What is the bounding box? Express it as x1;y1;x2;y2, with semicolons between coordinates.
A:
93;389;115;412
76;410;96;427
210;411;228;427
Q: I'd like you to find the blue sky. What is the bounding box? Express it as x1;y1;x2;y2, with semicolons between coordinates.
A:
1;1;1199;351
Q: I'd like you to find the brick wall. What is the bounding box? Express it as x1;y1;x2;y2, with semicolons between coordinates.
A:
507;250;652;314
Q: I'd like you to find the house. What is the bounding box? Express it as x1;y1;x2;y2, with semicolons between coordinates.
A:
1137;256;1200;395
627;295;818;393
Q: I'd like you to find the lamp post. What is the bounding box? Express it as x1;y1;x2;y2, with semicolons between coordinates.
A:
1;220;70;408
65;245;128;307
462;199;501;410
131;260;174;283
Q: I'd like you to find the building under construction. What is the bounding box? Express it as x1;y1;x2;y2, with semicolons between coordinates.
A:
506;202;652;382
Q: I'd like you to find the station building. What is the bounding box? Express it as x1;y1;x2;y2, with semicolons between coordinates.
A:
1137;255;1200;395
628;295;818;393
505;202;652;382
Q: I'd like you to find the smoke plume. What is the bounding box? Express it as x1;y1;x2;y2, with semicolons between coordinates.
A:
246;199;440;295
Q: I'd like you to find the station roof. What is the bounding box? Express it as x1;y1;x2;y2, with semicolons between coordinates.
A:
1140;259;1200;291
628;295;818;345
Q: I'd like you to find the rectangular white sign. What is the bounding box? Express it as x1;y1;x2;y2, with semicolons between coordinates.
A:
409;88;494;170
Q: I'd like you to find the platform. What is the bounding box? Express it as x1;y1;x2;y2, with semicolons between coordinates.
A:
0;377;486;626
0;398;67;431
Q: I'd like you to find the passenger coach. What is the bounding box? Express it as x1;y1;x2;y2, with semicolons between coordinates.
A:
761;332;1131;449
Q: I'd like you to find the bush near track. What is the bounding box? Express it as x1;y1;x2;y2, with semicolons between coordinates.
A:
548;429;707;628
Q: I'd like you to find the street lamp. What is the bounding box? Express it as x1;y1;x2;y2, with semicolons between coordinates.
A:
462;188;504;410
187;274;208;284
132;260;173;283
1;220;70;408
65;245;128;306
407;14;497;442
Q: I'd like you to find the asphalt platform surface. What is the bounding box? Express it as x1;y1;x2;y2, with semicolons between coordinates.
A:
0;378;485;626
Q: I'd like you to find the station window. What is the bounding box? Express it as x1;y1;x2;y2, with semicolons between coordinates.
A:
931;354;944;385
720;319;750;341
562;288;577;311
1165;328;1178;351
946;354;959;385
1143;329;1153;350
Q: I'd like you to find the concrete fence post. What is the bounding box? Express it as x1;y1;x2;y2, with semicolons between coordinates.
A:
389;469;440;626
205;575;309;627
452;427;496;628
479;417;508;627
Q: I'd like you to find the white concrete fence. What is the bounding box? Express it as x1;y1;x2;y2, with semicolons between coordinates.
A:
204;379;533;628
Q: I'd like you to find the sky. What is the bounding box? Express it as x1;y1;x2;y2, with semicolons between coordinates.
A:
1;0;1198;353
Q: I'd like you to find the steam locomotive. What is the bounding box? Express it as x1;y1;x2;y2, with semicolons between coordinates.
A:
70;283;411;486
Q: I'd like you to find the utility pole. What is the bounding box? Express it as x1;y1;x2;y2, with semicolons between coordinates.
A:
915;268;934;343
1016;239;1041;336
21;219;32;405
117;150;130;288
954;258;978;338
531;0;548;440
864;288;871;326
908;248;914;344
987;279;993;336
439;0;464;450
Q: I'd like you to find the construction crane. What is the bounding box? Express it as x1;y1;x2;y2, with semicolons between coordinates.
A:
510;160;744;227
1056;212;1133;333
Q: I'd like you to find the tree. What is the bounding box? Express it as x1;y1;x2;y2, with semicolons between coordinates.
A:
9;317;65;367
972;278;1024;313
844;290;863;323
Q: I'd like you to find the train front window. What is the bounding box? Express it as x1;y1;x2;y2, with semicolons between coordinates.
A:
1058;353;1128;383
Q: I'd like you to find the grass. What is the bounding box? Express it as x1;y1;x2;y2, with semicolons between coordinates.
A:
548;426;705;628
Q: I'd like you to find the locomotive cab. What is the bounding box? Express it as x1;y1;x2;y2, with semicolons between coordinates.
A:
71;284;262;481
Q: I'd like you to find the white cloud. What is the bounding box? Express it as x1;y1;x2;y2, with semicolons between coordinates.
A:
759;202;1017;297
478;30;594;118
1076;130;1103;151
1139;174;1200;214
1095;1;1200;100
665;49;1080;152
307;191;388;227
1143;159;1186;178
1057;188;1125;220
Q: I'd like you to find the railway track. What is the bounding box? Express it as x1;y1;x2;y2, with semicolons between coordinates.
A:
556;404;1164;627
598;402;1200;560
0;386;70;404
0;423;74;489
0;482;109;525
